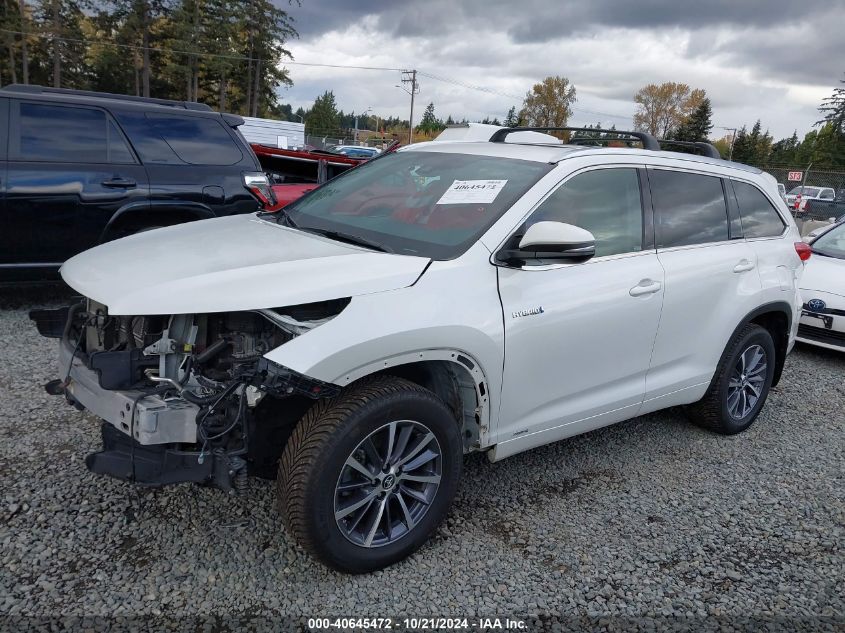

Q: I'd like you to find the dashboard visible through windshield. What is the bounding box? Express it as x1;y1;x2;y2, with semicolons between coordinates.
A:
276;151;553;259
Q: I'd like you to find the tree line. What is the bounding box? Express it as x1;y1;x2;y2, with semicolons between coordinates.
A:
0;0;296;117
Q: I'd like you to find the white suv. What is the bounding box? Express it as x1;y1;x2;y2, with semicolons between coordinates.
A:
33;127;806;573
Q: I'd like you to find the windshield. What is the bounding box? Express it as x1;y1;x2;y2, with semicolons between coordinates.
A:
788;187;820;196
280;150;553;259
811;222;845;259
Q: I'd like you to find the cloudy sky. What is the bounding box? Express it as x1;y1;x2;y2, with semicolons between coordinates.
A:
275;0;843;140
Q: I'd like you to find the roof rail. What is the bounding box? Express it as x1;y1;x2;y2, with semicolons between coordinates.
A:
656;139;722;159
489;126;661;150
0;84;214;111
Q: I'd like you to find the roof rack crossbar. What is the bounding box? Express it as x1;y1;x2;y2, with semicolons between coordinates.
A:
489;126;661;150
656;139;721;159
0;84;213;111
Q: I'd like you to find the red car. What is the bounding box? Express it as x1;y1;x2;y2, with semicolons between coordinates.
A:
252;143;399;211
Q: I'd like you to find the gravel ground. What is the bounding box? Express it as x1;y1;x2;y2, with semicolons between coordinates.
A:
1;288;843;630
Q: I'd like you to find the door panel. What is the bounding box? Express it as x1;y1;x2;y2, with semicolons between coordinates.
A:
5;100;149;265
646;242;761;400
644;168;763;403
494;166;661;444
497;252;664;442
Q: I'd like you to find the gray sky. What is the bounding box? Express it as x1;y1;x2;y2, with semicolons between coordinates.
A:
276;0;844;140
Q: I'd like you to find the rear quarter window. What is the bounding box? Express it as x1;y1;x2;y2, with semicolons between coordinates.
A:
731;180;786;238
650;169;729;248
116;111;243;166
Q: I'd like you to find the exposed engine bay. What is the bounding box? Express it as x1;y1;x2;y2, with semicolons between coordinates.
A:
34;297;349;491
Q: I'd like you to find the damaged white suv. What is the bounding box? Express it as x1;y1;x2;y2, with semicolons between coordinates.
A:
33;127;806;573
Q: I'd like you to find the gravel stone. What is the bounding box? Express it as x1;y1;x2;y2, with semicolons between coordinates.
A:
0;288;843;629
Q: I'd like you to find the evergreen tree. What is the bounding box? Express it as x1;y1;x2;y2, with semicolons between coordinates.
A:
503;105;519;127
672;97;713;141
731;126;751;163
306;90;341;137
417;102;443;136
818;72;844;133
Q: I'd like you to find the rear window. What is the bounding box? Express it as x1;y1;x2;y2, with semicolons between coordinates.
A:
117;111;243;165
281;151;553;259
650;169;729;248
732;180;785;238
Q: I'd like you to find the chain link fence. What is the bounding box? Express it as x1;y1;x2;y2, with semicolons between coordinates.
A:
756;166;845;194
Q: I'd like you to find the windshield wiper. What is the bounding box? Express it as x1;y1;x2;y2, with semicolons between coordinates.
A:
303;228;392;253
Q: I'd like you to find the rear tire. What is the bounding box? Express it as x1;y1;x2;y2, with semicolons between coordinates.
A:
687;324;776;434
277;376;462;573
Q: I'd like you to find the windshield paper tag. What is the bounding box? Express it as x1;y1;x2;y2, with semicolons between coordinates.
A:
436;179;507;205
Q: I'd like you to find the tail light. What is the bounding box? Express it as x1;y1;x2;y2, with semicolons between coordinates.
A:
243;172;276;208
794;241;812;262
793;194;801;210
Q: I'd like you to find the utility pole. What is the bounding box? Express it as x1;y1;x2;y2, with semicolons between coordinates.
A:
719;126;738;161
399;70;419;144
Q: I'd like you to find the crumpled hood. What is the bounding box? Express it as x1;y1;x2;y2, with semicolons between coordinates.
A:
799;254;845;298
61;214;430;315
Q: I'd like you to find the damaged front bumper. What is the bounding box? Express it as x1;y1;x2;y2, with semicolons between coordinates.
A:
59;336;200;445
34;304;340;491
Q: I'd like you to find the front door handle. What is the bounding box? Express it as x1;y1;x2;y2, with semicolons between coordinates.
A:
629;279;662;297
101;177;137;188
733;259;755;273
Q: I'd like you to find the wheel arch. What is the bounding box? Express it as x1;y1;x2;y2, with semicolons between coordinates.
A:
100;201;215;243
335;350;491;453
729;301;793;387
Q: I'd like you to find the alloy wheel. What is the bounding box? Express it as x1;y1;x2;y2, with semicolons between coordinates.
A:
334;420;442;548
727;344;767;420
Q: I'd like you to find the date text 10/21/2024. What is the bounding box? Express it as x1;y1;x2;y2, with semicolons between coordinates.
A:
307;617;527;630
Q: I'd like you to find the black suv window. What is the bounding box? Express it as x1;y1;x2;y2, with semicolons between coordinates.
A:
118;112;242;165
650;169;729;248
527;168;643;257
732;180;785;238
14;102;110;163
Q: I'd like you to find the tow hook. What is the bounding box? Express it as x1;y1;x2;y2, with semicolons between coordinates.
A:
44;379;65;396
45;378;84;411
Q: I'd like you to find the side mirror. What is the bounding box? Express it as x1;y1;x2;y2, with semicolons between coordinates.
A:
497;221;596;265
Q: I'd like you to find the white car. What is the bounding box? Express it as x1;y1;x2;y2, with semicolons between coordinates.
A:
785;185;836;211
797;221;845;351
330;144;381;158
33;127;805;572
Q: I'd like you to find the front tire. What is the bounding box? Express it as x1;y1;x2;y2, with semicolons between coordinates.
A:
277;376;463;573
687;324;776;434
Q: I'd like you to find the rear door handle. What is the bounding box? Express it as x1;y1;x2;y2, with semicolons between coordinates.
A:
629;280;662;297
733;259;755;273
101;177;136;188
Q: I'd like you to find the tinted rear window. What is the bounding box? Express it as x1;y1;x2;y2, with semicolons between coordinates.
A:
732;180;785;238
117;111;243;165
650;169;729;248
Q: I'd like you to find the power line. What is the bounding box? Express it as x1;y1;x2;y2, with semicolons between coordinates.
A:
1;27;633;122
0;28;404;69
417;70;632;122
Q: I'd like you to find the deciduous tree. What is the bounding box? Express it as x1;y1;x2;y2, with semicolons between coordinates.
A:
519;75;576;128
633;82;705;137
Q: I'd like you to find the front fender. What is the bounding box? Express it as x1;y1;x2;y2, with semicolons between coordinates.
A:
263;248;506;439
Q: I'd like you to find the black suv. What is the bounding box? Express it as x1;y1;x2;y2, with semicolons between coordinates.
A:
0;85;273;282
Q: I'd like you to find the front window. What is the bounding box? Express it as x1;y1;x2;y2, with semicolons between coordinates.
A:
277;151;553;259
811;223;845;259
